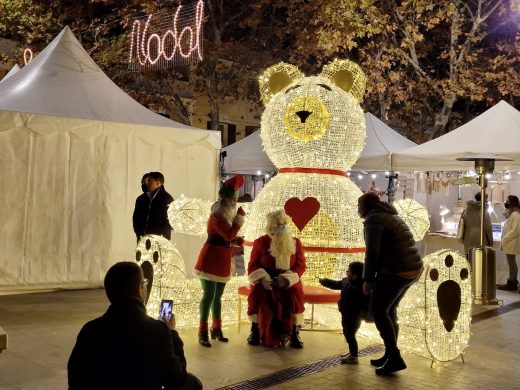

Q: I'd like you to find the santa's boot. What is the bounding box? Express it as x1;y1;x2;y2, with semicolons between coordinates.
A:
290;325;304;349
247;322;260;345
210;318;229;342
198;320;211;348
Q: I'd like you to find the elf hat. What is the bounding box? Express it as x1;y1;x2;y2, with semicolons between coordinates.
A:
219;175;244;199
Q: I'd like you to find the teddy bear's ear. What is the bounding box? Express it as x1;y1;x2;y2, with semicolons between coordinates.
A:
320;59;366;102
259;62;304;105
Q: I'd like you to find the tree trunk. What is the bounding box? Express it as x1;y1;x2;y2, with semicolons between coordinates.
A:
378;92;389;121
429;93;457;140
203;58;220;130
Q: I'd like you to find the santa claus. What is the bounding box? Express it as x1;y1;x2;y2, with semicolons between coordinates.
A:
246;209;306;348
194;175;245;347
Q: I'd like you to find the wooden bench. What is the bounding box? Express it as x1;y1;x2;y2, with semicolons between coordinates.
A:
237;284;340;331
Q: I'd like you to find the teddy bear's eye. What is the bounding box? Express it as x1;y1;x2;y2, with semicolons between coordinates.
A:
317;83;332;91
285;85;301;94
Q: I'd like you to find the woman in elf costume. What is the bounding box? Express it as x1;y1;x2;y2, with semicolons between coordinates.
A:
194;176;245;347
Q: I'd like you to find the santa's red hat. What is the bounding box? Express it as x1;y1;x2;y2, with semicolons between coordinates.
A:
219;175;244;199
222;175;244;190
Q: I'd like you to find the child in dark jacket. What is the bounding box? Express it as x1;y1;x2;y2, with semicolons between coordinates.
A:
319;261;369;364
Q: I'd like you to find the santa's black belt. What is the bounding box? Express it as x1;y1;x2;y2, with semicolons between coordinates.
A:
266;269;285;278
206;234;231;247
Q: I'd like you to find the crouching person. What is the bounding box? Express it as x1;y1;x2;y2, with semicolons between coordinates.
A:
68;262;202;390
246;210;306;348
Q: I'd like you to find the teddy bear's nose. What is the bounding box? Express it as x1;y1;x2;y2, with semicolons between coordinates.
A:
296;110;312;123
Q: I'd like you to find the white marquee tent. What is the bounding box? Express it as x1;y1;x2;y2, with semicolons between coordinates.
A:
352;112;417;171
0;27;220;291
222;112;416;174
223;130;275;174
392;101;520;172
0;64;20;83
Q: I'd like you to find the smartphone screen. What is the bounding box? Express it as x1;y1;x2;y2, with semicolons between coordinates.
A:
159;299;173;323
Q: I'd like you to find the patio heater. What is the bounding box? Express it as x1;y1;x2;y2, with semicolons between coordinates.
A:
456;155;511;305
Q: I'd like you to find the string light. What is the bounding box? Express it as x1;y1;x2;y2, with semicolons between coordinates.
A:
371;173;377;179
23;48;33;65
128;0;204;71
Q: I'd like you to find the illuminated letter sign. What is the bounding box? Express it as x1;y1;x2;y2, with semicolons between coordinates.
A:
128;0;204;71
23;48;33;65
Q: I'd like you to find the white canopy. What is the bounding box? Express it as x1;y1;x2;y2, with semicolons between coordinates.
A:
0;27;220;291
392;101;520;171
0;64;20;83
223;130;275;174
351;112;416;171
222;112;415;174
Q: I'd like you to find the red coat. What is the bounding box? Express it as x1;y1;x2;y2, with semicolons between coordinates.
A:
194;212;243;283
247;235;306;347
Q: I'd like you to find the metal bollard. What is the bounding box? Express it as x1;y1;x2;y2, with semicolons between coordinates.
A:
470;246;499;305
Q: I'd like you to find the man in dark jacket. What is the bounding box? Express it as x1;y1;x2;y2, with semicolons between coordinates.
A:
358;192;423;376
68;262;202;390
144;171;174;240
132;173;151;241
459;191;493;257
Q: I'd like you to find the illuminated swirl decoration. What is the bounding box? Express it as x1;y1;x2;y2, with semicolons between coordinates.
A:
393;198;430;241
168;197;212;236
398;249;472;362
168;197;251;236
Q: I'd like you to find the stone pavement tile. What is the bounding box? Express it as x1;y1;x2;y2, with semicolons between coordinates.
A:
2;289;520;389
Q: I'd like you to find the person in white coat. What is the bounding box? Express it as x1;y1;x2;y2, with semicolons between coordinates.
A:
498;195;520;291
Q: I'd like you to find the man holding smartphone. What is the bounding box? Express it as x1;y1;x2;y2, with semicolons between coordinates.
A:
68;262;202;389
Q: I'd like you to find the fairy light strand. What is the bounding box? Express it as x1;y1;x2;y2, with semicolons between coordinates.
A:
128;0;204;71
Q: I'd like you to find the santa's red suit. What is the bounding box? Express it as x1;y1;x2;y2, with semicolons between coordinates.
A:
194;210;244;282
247;235;306;347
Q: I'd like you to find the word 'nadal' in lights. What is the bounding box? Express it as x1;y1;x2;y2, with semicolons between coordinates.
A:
128;0;204;71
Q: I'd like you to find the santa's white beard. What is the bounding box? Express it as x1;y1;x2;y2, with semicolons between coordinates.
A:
269;233;296;270
211;200;237;223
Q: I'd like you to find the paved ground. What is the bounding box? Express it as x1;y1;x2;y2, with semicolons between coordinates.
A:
1;288;520;389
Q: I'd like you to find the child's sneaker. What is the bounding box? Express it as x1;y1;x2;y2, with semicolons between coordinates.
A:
340;354;359;364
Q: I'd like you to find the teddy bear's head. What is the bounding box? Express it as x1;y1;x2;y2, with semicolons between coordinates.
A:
259;59;366;171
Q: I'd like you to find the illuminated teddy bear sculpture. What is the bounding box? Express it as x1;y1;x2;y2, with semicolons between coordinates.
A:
242;60;368;286
241;60;471;362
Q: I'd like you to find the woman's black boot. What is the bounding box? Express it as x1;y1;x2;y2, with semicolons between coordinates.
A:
247;322;260;345
210;328;229;342
370;354;388;367
290;325;303;348
198;331;212;347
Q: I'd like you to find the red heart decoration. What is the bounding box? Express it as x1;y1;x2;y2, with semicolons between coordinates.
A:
284;197;321;231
